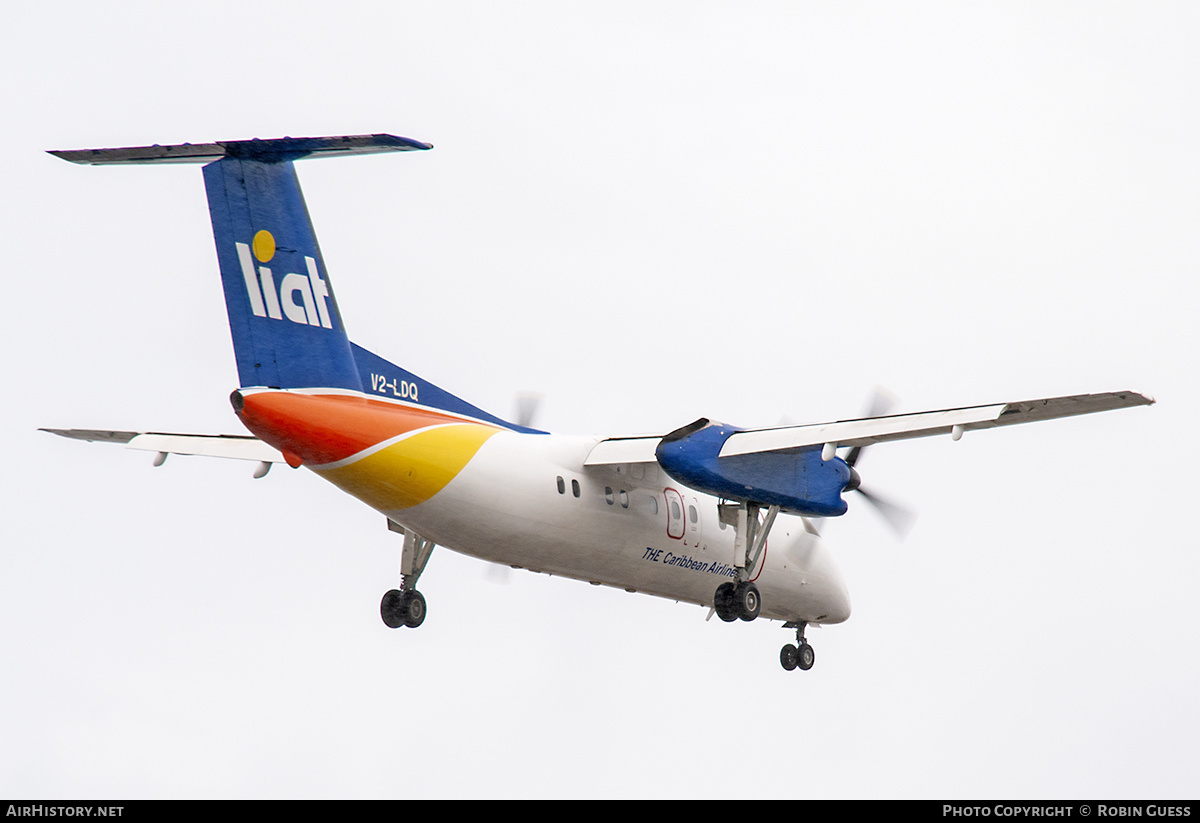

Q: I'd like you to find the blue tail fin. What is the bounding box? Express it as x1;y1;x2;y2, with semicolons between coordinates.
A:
203;156;359;389
50;134;432;390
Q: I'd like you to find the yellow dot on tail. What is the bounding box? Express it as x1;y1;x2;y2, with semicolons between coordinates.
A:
252;230;275;263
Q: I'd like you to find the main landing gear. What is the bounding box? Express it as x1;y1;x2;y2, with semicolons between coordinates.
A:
380;588;426;628
380;520;435;630
713;580;761;622
779;622;815;672
711;501;778;624
710;501;816;669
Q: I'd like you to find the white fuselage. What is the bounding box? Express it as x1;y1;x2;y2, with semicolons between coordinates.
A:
375;430;853;626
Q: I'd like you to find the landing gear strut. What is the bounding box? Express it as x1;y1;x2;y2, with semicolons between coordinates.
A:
780;622;815;672
381;519;435;630
711;501;778;623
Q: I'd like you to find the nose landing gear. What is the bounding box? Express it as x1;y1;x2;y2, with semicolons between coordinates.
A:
780;622;815;671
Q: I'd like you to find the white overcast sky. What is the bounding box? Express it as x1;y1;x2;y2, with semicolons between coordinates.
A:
2;1;1197;799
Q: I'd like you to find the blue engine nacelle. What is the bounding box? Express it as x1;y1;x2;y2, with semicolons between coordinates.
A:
654;419;853;517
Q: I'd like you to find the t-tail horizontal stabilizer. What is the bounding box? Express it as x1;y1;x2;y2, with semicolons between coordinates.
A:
48;134;432;166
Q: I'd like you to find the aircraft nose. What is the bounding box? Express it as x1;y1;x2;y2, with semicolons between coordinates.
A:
814;541;852;623
826;572;852;623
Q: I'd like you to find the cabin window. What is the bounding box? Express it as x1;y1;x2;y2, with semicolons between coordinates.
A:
571;479;581;498
619;490;629;509
605;487;614;505
688;505;698;524
556;476;565;495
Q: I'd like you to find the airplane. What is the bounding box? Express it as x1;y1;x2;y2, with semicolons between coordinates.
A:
42;133;1154;672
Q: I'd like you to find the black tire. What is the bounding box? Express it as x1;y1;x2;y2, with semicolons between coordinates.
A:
713;582;738;622
780;643;799;671
735;581;761;622
797;642;815;671
380;589;406;629
402;590;427;628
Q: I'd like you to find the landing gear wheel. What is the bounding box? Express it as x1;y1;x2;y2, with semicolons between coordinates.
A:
401;590;426;628
734;581;761;622
713;582;738;623
797;642;815;671
781;622;815;672
380;589;427;629
380;589;406;629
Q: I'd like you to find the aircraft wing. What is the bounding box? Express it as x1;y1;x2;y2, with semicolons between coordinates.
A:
583;435;663;465
40;428;285;465
584;391;1153;465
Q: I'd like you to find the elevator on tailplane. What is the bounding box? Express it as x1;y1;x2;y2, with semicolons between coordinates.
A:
42;133;1154;672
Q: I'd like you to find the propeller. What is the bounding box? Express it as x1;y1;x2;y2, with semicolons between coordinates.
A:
852;484;917;540
484;561;514;585
485;390;545;586
514;391;543;430
842;386;898;469
842;388;917;540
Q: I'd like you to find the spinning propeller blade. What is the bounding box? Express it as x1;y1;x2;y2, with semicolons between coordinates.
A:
514;392;543;429
844;387;899;469
855;485;917;540
843;388;916;540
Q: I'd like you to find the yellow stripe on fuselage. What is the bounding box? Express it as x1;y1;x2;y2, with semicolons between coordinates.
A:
315;423;499;511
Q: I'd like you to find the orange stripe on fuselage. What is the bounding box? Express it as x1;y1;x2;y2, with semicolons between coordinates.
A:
235;391;490;466
236;390;502;510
